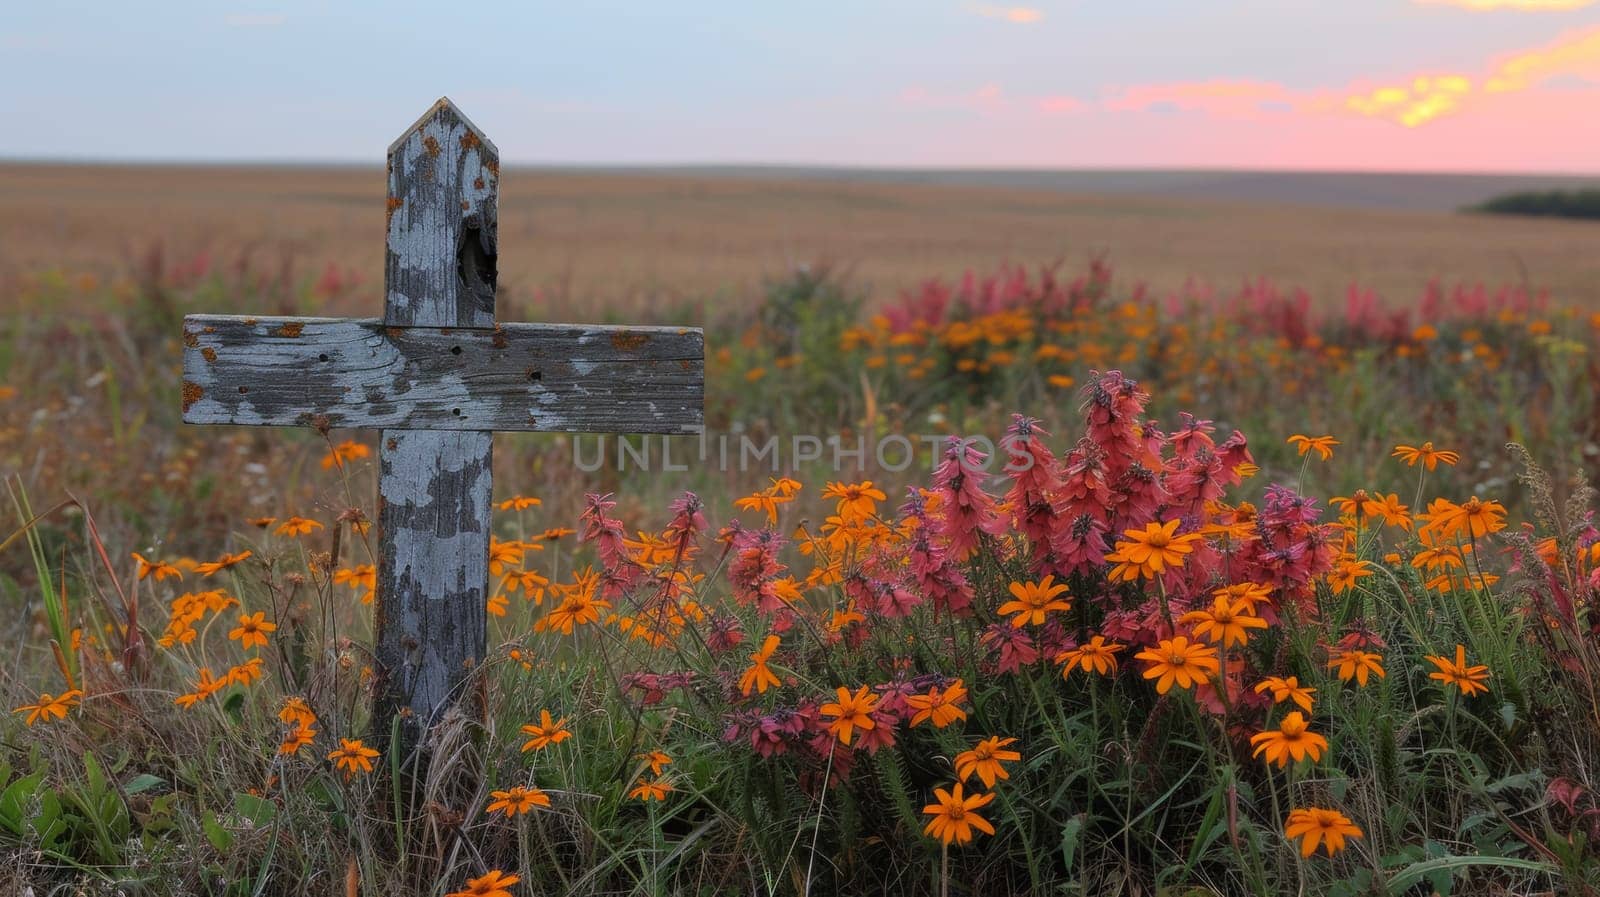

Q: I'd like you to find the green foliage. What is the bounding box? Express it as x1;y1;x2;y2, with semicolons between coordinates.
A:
1471;188;1600;221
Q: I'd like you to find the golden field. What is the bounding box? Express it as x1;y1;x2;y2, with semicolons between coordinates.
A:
4;163;1599;316
7;161;1600;895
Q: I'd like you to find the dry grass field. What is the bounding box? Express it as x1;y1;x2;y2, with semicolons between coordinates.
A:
3;163;1599;318
7;160;1600;895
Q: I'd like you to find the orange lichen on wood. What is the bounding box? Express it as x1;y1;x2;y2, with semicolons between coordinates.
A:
610;330;650;351
271;321;305;338
181;381;204;412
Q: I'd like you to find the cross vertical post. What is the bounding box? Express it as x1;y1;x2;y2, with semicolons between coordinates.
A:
374;99;499;754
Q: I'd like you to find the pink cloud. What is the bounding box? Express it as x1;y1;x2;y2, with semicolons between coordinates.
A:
1102;80;1297;119
968;4;1045;24
900;83;1011;112
1035;95;1084;114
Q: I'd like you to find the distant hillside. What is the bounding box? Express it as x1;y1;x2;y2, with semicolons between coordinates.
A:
1471;188;1600;221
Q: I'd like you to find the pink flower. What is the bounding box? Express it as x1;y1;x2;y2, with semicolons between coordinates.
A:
981;623;1038;675
933;437;1001;562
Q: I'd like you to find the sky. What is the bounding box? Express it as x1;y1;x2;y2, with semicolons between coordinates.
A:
5;0;1600;172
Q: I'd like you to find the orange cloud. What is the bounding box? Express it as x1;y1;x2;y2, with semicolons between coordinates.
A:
1414;0;1595;10
920;24;1600;133
1486;24;1600;90
1339;25;1600;124
1342;74;1473;127
969;4;1045;24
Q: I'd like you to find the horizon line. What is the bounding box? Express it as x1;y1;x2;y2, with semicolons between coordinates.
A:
4;156;1600;180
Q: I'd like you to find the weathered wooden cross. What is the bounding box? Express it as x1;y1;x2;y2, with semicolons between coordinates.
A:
180;98;704;754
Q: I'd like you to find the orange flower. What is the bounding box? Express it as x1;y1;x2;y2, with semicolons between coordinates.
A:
638;750;673;776
954;736;1021;788
1253;676;1315;713
1284;807;1363;857
279;724;317;756
819;685;879;745
275;516;323;537
1107;519;1202;580
1325;554;1374;595
320;439;371;470
1392;442;1459;471
738;634;782;696
193;550;252;577
904;679;968;729
487;785;550;817
328;738;379;779
174;667;225;709
228;612;277;650
1327;649;1385;686
1422;497;1507;541
498;495;543;511
1213;582;1274;615
501;569;551;605
13;689;84;725
534;571;610;635
1287;434;1339;461
489;538;527;576
132;552;183;582
227;657;266;687
922;782;996;846
1424;644;1491;697
734;477;802;525
1179;595;1268;648
1250;711;1329;767
333;564;377;604
279;696;317;729
628;777;673;801
446;869;521;897
997;576;1072;627
1134;637;1220;694
1368;494;1412;530
821;481;887;523
828;606;865;632
1056;635;1125;677
486;593;509;618
519;710;572;752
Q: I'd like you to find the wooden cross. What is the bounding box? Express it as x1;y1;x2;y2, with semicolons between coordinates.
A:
180;98;704;754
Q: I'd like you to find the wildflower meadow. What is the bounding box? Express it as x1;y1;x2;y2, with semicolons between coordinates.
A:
4;255;1600;896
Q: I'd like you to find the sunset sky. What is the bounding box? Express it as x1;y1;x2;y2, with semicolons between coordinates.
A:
5;0;1600;171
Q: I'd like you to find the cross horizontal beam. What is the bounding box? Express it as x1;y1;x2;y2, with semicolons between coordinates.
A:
181;314;704;434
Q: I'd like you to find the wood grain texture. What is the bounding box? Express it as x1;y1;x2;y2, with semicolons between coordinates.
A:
376;98;499;755
180;314;704;433
385;99;498;328
373;428;492;747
